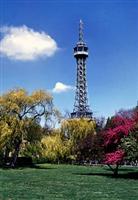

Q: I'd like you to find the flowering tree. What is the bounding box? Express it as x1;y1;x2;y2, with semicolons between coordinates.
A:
120;109;138;163
103;109;138;175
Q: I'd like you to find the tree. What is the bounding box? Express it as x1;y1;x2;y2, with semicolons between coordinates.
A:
103;108;138;175
19;120;44;160
41;130;69;164
73;117;105;164
0;88;55;167
120;108;138;163
61;118;96;163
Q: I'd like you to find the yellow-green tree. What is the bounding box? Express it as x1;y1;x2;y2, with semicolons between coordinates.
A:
61;118;96;162
0;88;54;167
41;130;69;163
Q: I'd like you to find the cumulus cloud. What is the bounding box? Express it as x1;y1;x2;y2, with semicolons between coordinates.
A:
52;82;74;93
0;25;58;61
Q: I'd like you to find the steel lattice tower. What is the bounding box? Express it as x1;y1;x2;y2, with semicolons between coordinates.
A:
71;20;92;118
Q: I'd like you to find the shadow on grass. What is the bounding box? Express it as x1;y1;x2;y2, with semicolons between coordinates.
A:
32;165;56;170
105;167;136;172
73;172;138;180
0;164;56;170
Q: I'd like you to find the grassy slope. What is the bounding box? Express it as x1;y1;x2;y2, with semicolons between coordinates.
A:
0;164;138;200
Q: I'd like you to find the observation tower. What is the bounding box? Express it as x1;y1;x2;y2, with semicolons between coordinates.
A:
71;20;92;118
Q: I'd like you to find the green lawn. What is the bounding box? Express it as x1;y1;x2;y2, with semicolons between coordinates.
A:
0;164;138;200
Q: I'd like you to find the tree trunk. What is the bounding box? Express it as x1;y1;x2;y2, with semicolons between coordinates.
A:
10;141;21;168
4;148;10;165
113;164;119;176
107;164;119;176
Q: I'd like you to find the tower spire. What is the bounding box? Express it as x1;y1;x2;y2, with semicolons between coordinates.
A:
71;21;92;119
79;19;84;43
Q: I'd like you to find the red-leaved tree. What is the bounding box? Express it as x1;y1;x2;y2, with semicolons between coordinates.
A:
103;109;137;175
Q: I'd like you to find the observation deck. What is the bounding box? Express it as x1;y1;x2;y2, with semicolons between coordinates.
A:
74;44;88;57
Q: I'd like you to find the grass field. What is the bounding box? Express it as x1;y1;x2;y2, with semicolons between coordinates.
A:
0;164;138;200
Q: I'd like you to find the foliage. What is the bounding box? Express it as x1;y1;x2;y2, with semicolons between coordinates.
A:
41;130;69;163
120;131;138;162
104;150;125;165
1;87;138;171
120;109;138;162
61;118;96;162
0;88;54;167
75;133;104;163
103;108;138;175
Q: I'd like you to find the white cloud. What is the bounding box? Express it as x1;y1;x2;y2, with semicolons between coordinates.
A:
52;82;74;93
0;25;58;61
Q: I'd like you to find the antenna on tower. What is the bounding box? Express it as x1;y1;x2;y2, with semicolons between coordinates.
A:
79;19;84;43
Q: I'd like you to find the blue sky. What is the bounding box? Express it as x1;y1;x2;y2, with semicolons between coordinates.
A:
0;0;138;119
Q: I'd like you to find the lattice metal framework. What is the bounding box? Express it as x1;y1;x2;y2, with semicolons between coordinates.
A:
71;20;92;118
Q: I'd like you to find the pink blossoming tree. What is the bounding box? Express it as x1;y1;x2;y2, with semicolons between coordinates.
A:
103;108;138;176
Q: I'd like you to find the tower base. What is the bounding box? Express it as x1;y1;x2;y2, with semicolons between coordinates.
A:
71;111;92;119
